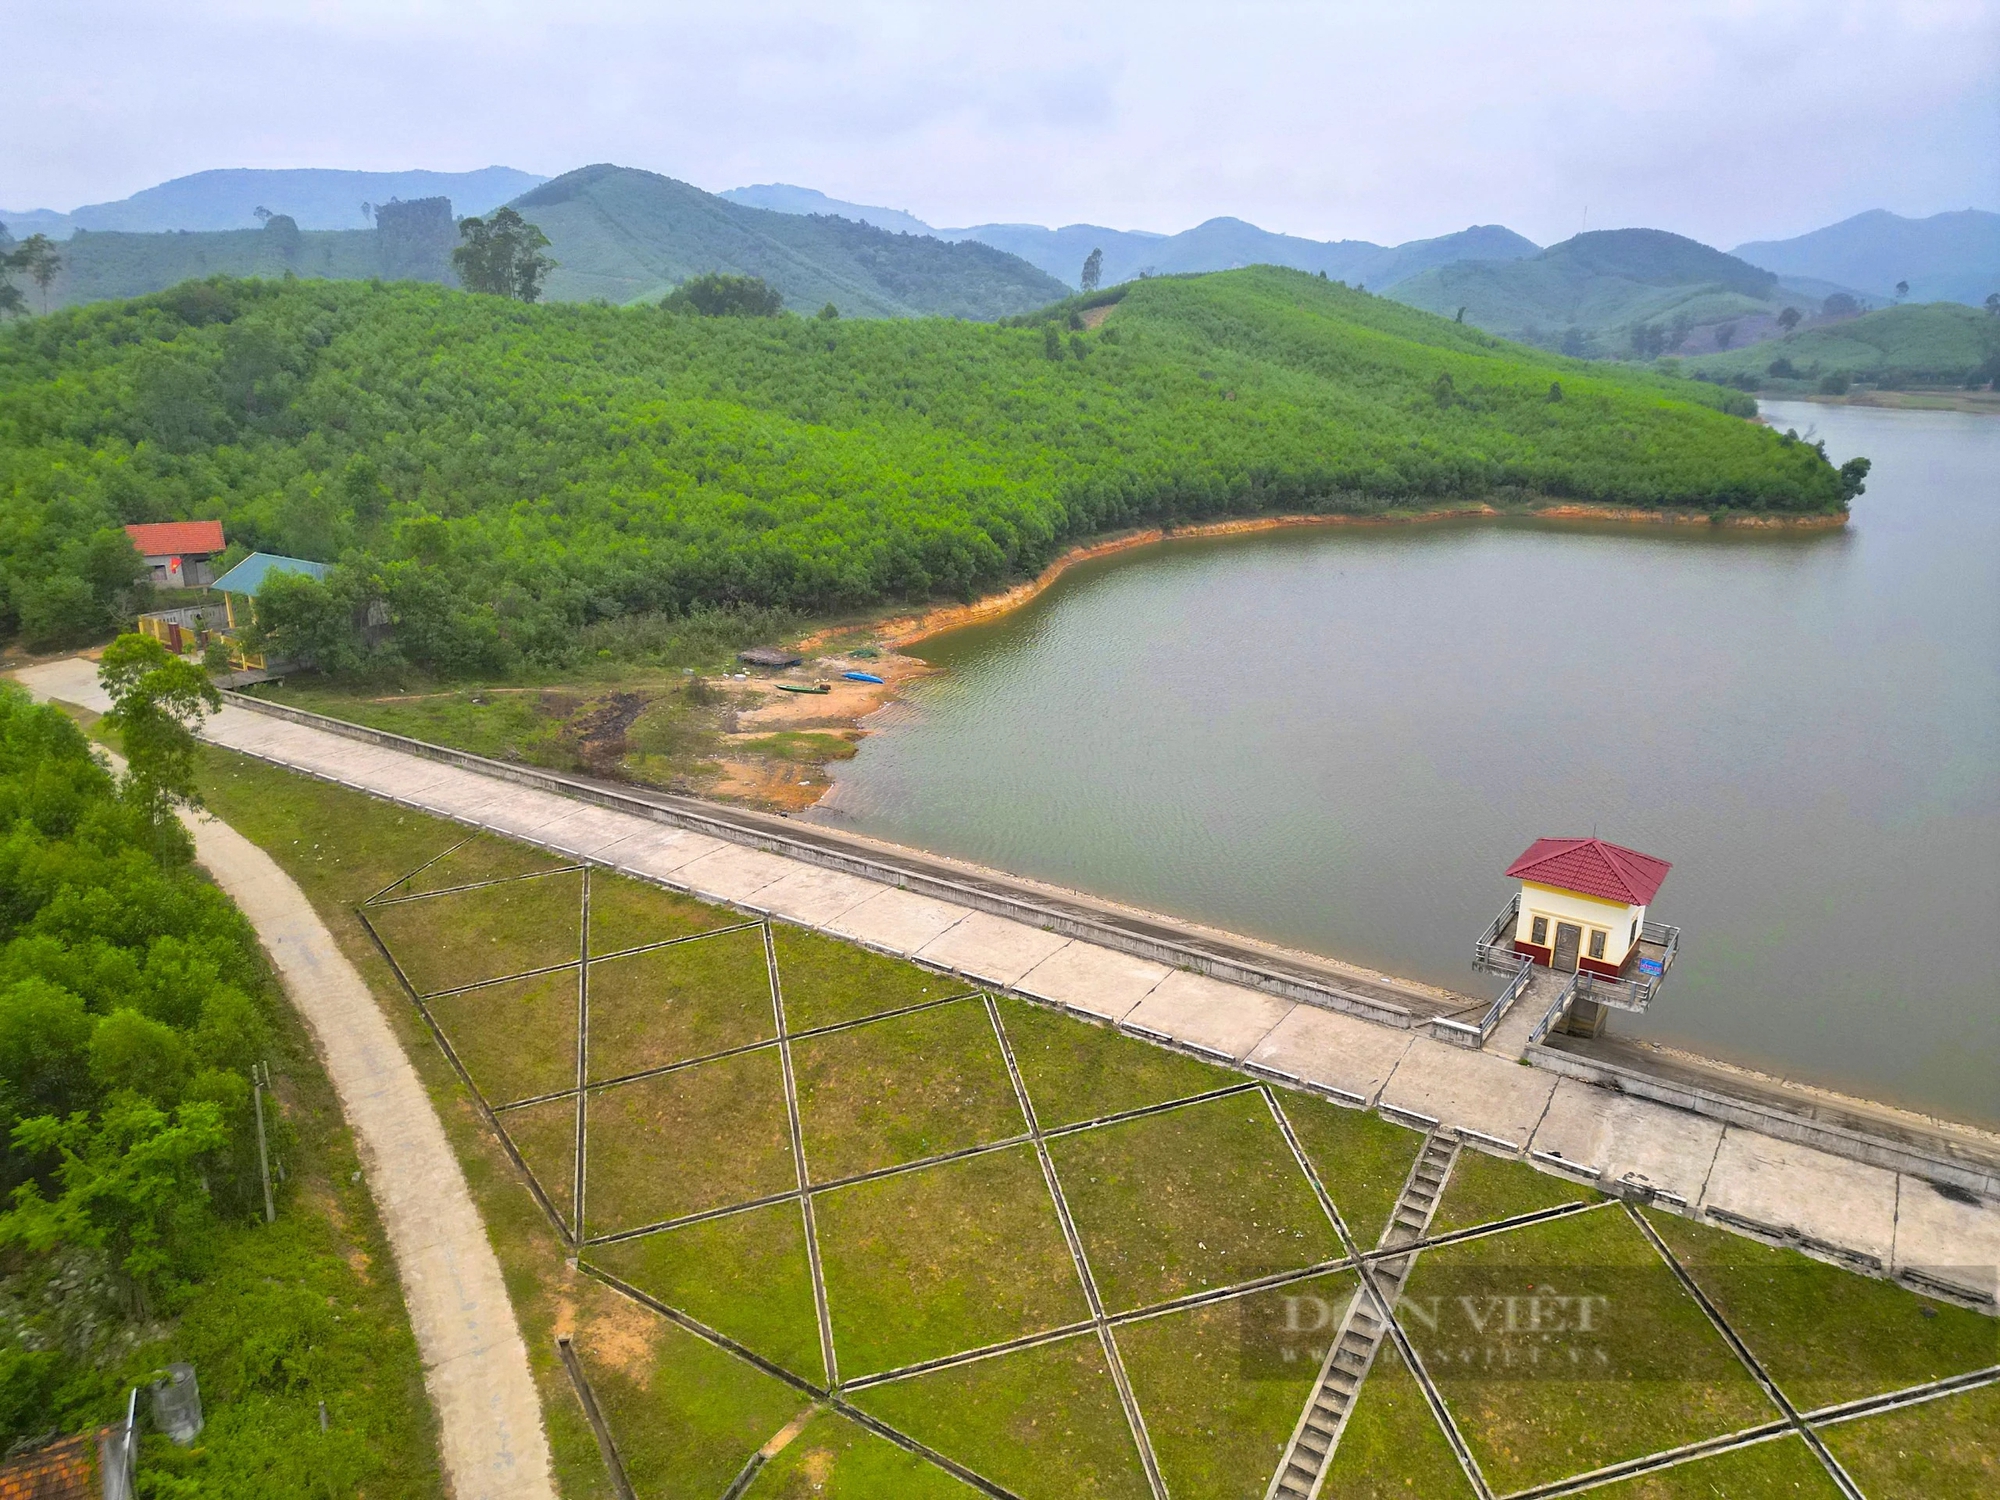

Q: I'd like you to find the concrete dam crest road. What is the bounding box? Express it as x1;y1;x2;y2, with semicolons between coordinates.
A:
13;652;1998;1495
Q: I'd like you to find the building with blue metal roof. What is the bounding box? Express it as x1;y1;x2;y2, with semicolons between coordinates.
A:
209;552;332;600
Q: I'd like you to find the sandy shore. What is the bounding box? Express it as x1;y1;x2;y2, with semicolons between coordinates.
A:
706;648;932;810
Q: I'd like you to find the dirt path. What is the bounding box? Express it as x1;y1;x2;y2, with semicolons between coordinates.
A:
189;808;557;1500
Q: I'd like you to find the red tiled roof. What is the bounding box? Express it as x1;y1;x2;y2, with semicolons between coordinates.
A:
0;1430;99;1499
1505;837;1671;906
125;520;225;557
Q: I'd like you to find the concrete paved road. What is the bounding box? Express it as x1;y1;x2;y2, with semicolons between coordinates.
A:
15;664;554;1500
17;655;1997;1313
192;812;556;1500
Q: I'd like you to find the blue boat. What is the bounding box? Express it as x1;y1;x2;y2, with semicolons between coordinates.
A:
842;670;885;684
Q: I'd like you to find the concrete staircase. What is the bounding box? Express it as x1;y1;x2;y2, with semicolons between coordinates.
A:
1267;1131;1460;1500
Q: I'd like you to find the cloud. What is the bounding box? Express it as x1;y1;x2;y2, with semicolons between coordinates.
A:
5;0;1995;247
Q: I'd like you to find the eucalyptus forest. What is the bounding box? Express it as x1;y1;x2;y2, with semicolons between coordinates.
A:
0;267;1865;674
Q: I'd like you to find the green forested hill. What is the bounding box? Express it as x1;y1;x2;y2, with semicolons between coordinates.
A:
39;222;386;308
0;268;1862;669
25;164;1070;321
1390;228;1838;358
1684;302;2000;387
518;164;1069;315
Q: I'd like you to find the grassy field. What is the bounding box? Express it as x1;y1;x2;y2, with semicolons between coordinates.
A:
240;661;880;811
192;753;1999;1499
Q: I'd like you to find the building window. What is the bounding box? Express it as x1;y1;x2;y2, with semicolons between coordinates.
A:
1588;929;1607;960
1530;916;1548;946
1630;919;1639;946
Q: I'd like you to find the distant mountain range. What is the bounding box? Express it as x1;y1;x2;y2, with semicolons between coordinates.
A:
1387;228;1869;359
513;165;1065;317
720;183;1541;291
1733;209;2000;307
720;184;936;238
717;189;1999;363
721;187;1894;357
6;165;1067;321
7;165;1994;360
0;166;546;237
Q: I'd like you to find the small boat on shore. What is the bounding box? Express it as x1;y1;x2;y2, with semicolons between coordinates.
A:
777;682;832;694
842;670;885;684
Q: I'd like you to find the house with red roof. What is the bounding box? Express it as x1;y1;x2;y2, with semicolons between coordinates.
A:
1505;836;1671;980
125;520;226;588
0;1427;112;1499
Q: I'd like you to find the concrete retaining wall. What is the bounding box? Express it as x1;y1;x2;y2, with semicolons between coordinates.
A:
1525;1042;2000;1199
220;692;1417;1029
224;690;2000;1204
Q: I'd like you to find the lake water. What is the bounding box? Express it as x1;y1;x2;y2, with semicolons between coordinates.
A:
817;402;2000;1125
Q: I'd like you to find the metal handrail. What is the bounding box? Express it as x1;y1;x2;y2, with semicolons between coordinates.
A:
1477;893;1519;950
1583;921;1681;1013
1473;894;1523;974
1437;914;1538;1047
1527;971;1582;1047
1642;920;1681;973
1475;958;1536;1035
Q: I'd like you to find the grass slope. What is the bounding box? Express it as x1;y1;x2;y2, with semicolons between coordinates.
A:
1051;1093;1343;1313
1317;1343;1474;1498
1645;1207;1998;1408
745;1408;975;1497
853;1333;1150;1499
191;749;2000;1498
0;266;1857;661
1117;1272;1358;1499
1686;301;2000;387
1403;1207;1776;1492
1588;1435;1841;1497
1820;1380;2000;1498
586;1200;825;1384
191;750;803;1496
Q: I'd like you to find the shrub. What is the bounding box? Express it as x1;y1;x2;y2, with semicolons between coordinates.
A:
663;272;783;317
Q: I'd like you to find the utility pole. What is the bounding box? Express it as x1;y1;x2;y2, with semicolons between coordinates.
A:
253;1062;276;1224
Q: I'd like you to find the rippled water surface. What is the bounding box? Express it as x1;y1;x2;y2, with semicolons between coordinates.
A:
818;402;2000;1123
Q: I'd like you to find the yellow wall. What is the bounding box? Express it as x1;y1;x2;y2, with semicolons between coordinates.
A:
1513;881;1644;966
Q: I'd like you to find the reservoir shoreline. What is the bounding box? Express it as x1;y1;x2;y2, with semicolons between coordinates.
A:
869;502;1848;649
817;402;1999;1126
173;674;2000;1195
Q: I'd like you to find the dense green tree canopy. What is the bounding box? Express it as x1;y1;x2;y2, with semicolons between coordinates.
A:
451;207;554;302
665;271;784;317
0;687;278;1437
97;634;222;827
0;267;1859;675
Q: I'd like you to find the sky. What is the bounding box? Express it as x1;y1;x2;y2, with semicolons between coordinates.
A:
9;0;1998;248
